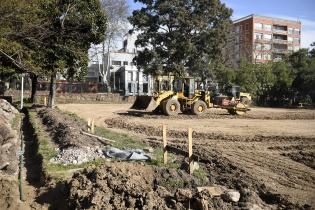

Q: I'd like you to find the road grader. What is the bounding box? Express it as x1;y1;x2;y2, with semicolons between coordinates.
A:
131;77;251;116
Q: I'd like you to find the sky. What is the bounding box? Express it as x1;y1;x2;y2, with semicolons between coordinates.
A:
126;0;315;48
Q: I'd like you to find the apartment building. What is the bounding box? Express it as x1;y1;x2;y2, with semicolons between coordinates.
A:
230;14;301;64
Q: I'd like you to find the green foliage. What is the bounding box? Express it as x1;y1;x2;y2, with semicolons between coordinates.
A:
129;0;232;78
219;44;315;106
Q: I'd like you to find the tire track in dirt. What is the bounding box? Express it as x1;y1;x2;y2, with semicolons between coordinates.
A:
208;147;315;206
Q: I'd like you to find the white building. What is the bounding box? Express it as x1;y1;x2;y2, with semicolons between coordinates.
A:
86;32;153;95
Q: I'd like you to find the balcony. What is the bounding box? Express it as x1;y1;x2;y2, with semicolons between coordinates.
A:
273;39;287;44
273;25;287;34
273;29;287;35
273;48;288;53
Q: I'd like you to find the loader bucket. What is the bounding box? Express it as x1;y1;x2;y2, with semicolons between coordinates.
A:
130;96;158;112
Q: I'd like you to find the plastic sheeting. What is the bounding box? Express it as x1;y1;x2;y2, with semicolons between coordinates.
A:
105;147;151;161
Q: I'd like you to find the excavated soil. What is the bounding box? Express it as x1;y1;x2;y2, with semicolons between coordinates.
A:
0;99;26;210
58;104;315;209
37;108;107;149
67;161;273;210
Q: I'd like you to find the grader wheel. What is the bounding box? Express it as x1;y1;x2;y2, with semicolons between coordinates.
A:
192;100;207;116
163;99;180;116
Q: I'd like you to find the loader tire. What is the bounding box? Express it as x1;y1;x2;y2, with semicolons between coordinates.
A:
192;100;207;115
164;99;180;116
227;109;236;115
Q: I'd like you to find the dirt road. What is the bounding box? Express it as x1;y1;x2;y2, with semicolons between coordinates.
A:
58;103;315;208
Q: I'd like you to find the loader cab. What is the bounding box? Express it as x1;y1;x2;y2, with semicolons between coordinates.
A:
228;85;240;99
173;78;195;98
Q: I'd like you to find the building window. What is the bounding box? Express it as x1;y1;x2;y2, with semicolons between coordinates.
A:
245;24;249;30
128;83;132;93
112;60;121;66
294;29;300;35
264;44;271;50
143;83;148;93
255;43;262;50
235;26;240;33
293;37;300;43
288;28;293;34
264;24;272;31
264;53;272;60
254;33;263;40
264;34;272;40
123;61;128;65
127;71;133;81
254;23;263;30
254;52;262;60
288;37;293;42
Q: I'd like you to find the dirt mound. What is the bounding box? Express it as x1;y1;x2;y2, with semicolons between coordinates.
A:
37;108;107;149
0;100;24;210
0;99;18;122
105;117;315;143
283;151;315;169
0;99;19;175
67;162;240;210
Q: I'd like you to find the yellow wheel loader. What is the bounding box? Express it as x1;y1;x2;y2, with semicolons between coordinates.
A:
131;78;250;116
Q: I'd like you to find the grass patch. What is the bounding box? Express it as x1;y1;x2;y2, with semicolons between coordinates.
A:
28;109;107;181
162;178;185;189
193;168;209;185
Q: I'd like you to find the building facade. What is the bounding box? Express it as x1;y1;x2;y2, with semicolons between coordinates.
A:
86;32;154;96
230;14;301;64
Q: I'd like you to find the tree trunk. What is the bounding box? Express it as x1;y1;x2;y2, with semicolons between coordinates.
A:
48;73;56;108
30;73;38;104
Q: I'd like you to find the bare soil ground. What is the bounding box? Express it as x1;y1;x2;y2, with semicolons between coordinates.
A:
58;103;315;208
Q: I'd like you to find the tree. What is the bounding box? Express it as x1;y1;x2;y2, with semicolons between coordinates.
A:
0;0;48;102
37;0;106;107
129;0;232;79
93;0;129;89
289;46;315;103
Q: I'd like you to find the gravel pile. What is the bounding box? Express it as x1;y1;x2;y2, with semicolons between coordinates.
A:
50;146;107;165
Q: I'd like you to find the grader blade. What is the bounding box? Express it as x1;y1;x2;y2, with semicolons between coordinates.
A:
130;96;158;112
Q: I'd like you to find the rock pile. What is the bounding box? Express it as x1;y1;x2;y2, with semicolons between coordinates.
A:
50;146;107;165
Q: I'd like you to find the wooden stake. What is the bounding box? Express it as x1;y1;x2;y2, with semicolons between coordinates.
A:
44;97;47;106
87;118;91;132
91;118;95;134
163;125;167;164
188;127;193;174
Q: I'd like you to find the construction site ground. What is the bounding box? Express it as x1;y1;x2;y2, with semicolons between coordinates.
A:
59;103;315;208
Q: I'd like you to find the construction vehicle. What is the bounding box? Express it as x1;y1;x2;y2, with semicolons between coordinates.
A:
131;77;250;116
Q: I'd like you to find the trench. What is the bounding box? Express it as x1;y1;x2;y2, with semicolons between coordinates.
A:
20;108;68;210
